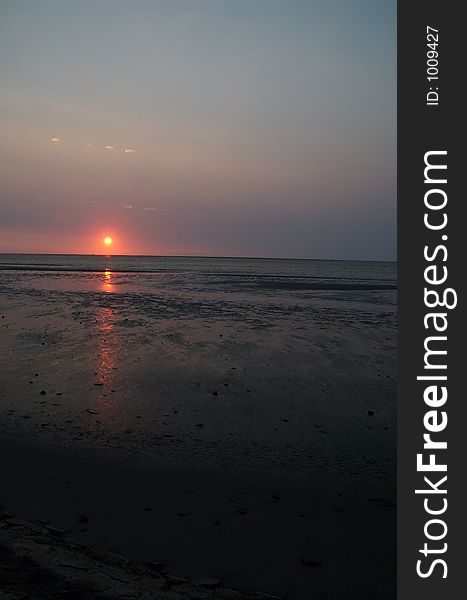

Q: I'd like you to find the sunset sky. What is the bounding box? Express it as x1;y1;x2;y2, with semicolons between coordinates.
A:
0;0;395;259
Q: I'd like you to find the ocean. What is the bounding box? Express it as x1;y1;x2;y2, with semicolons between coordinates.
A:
0;253;396;293
0;253;396;275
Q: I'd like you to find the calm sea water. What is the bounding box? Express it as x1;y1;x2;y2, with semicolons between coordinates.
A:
0;253;396;283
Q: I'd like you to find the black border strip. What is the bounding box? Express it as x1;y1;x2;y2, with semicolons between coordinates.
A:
398;2;464;597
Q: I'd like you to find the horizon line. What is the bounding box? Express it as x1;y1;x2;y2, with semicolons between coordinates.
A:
0;251;396;264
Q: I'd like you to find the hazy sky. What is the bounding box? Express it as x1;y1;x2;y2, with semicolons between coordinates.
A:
0;0;396;259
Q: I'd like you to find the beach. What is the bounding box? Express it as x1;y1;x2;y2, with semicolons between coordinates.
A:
0;256;396;599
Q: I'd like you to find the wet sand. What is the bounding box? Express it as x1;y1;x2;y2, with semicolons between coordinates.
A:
0;264;396;599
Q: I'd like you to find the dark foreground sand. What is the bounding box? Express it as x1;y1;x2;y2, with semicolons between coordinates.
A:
0;267;396;599
2;509;259;600
0;436;394;600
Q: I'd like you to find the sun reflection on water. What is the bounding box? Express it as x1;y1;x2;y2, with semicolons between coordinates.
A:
94;265;119;416
92;304;121;425
102;268;114;293
96;307;116;385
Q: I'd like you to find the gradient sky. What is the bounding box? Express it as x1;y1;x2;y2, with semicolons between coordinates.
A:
0;0;396;259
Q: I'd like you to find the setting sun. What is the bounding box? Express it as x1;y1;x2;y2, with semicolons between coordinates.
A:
103;236;113;247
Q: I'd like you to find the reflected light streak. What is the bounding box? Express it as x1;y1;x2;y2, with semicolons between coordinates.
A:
96;307;116;386
93;306;121;422
102;268;114;293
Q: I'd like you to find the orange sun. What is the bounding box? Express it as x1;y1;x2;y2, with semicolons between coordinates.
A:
103;236;113;247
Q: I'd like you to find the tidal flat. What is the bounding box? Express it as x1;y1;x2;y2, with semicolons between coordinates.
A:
0;257;396;599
